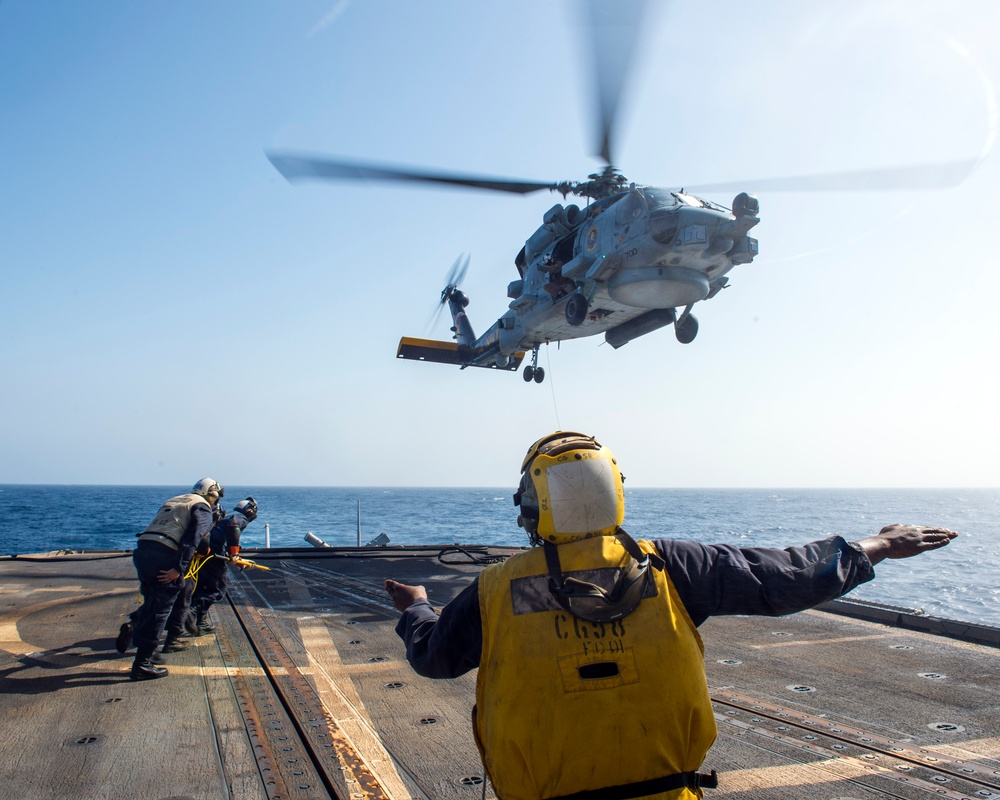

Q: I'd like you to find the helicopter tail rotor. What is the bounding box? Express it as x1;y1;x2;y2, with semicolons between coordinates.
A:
426;253;471;333
442;252;470;297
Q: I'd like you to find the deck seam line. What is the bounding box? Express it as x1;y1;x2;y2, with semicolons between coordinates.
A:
713;690;1000;791
230;570;400;799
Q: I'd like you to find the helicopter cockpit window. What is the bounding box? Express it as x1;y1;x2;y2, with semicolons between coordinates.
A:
674;192;705;208
614;191;645;227
677;194;729;211
642;189;681;210
671;192;728;213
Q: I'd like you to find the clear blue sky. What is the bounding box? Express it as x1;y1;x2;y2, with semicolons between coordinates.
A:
2;0;998;488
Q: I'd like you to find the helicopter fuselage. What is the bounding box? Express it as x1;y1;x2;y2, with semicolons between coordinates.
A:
395;184;759;376
493;186;759;354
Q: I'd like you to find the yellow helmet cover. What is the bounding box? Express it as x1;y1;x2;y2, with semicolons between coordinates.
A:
519;432;624;543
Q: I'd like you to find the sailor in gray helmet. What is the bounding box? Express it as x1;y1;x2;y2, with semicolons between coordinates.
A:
189;497;258;634
128;478;222;681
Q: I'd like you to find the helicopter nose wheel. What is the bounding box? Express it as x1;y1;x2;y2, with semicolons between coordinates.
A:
675;310;699;344
523;347;545;383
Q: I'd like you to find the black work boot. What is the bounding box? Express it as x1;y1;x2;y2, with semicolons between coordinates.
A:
161;633;188;653
115;620;133;654
196;609;215;635
130;646;168;681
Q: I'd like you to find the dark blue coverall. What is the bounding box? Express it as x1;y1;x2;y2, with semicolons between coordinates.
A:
131;503;213;661
191;512;250;619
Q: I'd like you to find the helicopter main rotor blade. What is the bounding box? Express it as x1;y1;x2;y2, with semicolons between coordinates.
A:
584;0;650;165
267;152;564;196
681;158;980;194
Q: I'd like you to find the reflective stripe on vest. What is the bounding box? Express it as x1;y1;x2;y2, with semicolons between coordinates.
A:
476;535;717;800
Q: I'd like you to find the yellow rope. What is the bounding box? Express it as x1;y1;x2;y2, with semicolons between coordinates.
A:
183;553;214;585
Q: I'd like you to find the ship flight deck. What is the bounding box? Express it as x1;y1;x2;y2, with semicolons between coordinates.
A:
1;546;997;800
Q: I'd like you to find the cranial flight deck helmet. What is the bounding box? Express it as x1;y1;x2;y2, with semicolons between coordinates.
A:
234;497;258;523
513;431;625;545
193;477;224;502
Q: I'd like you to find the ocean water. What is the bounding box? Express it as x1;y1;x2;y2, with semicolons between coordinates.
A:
0;485;996;627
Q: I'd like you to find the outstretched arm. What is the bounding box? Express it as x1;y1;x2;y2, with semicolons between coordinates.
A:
384;578;482;679
656;525;958;626
384;579;429;611
854;524;957;565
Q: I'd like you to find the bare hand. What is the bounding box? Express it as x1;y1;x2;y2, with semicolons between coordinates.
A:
855;524;958;565
384;579;428;612
157;568;181;584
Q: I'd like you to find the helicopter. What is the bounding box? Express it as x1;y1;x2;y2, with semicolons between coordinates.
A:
266;3;978;385
267;154;762;386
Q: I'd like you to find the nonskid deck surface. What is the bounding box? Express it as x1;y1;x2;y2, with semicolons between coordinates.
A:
0;547;997;800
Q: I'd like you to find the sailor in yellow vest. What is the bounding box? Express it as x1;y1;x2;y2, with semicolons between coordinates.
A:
385;432;958;800
129;477;223;681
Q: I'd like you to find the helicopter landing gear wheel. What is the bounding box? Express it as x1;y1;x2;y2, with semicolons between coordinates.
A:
675;312;699;344
565;293;588;326
523;346;543;384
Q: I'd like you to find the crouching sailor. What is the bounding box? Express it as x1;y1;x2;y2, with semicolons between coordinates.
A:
384;431;958;799
189;496;258;634
129;477;223;681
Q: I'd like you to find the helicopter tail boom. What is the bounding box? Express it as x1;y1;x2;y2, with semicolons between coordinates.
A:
396;337;524;372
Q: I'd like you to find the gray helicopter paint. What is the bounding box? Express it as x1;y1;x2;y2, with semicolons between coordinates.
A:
403;185;759;372
491;188;759;351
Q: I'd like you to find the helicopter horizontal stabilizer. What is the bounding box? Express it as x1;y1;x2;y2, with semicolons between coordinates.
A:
396;337;524;372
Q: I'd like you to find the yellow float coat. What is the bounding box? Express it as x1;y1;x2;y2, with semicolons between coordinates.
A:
476;535;717;800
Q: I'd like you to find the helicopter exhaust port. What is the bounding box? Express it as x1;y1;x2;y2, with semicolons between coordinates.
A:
605;308;677;349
